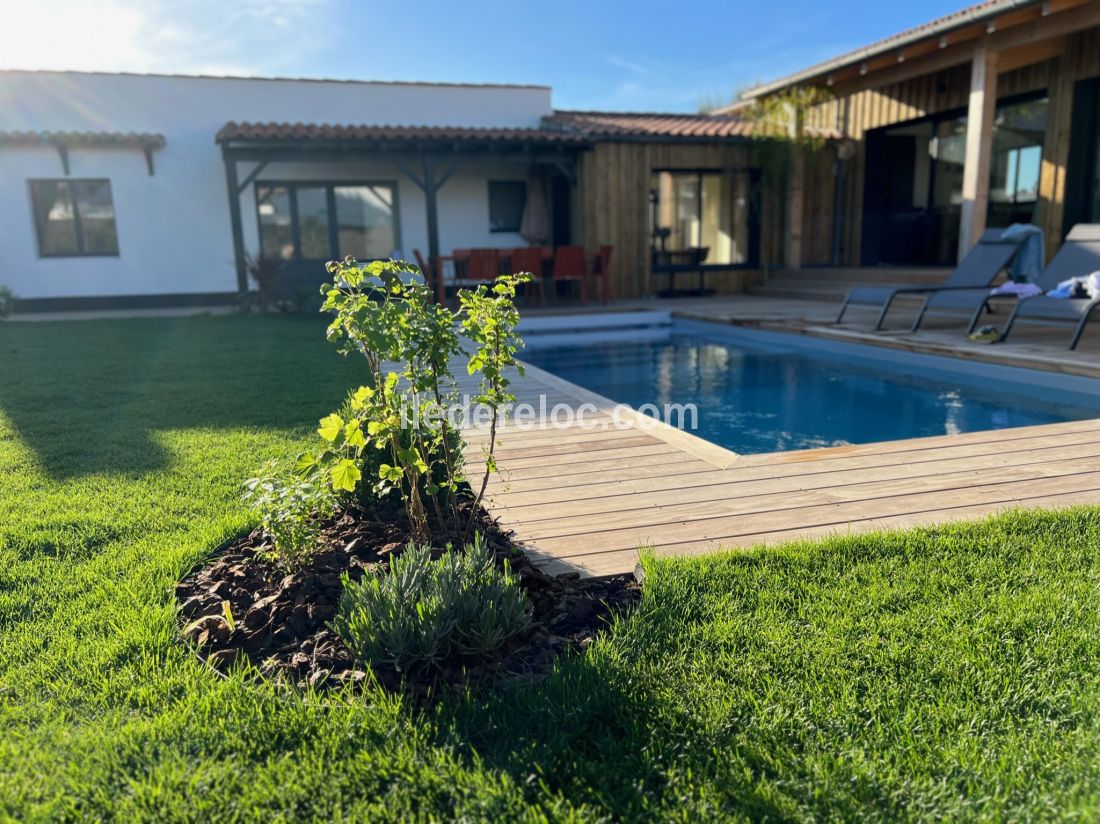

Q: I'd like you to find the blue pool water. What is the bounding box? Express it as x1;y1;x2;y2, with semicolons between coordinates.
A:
522;322;1098;455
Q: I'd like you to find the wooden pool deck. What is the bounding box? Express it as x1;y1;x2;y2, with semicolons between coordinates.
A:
462;360;1100;578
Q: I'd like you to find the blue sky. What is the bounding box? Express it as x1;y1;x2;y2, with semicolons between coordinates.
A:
3;0;968;111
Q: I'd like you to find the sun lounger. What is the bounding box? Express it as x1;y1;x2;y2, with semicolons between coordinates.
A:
999;225;1100;349
835;228;1025;330
910;224;1100;347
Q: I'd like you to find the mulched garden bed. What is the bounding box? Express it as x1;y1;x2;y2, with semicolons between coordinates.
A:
177;500;640;700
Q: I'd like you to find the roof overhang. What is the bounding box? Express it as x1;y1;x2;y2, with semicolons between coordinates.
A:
215;121;590;155
0;129;166;174
731;0;1095;103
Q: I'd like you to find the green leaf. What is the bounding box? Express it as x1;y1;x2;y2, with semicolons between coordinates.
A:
330;459;362;492
379;464;403;483
293;452;318;475
345;421;367;449
317;413;344;442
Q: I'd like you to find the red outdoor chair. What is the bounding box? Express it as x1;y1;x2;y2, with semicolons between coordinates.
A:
466;248;501;282
508;246;545;306
592;244;614;305
550;245;588;303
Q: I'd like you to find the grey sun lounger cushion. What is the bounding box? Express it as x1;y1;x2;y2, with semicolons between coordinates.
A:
835;227;1024;329
913;223;1100;345
998;225;1100;349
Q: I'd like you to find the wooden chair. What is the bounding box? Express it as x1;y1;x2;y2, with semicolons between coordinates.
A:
466;248;501;282
508;246;545;306
550;245;588;303
413;249;445;304
592;244;614;305
444;248;467;284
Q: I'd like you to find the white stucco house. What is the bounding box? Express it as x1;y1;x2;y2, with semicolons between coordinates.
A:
1;70;771;311
0;71;591;310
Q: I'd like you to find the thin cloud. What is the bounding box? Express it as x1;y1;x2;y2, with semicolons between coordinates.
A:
603;55;653;77
0;0;332;75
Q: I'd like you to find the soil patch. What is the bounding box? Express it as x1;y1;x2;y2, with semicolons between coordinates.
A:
177;501;639;700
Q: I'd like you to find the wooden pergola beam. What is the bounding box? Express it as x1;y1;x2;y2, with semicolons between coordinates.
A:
221;150;249;294
818;0;1099;96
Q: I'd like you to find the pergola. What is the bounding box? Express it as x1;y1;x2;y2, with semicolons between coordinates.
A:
0;130;165;176
215;122;590;293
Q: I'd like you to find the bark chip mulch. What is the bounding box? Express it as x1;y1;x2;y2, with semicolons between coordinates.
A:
177;502;640;700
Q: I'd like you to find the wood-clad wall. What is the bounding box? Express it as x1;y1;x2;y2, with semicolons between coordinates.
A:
1037;27;1100;248
802;25;1100;264
575;141;782;299
574;26;1100;295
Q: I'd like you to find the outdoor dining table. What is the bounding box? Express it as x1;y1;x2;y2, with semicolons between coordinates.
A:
651;247;713;297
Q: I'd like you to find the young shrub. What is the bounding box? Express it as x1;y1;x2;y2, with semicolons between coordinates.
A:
320;259;466;541
458;273;532;540
242;252;284;313
331;535;531;672
0;285;15;320
242;463;333;569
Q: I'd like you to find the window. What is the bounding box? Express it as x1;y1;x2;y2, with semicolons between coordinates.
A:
255;182;399;261
488;180;526;233
649;170;754;265
29;179;119;257
988;95;1048;228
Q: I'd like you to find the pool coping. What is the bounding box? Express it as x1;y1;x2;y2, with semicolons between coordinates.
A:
515;359;742;469
470;319;1100;578
668;307;1100;380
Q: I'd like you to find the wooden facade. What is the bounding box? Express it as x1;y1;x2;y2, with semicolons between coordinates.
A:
575;142;757;299
791;12;1100;266
568;2;1099;298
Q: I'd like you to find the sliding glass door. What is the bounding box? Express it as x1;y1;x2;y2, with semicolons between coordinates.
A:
862;93;1049;266
255;181;400;263
1063;76;1100;234
650;169;757;266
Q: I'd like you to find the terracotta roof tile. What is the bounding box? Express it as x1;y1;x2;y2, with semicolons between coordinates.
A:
543;110;755;138
216;112;841;147
544;110;840;140
216;121;588;144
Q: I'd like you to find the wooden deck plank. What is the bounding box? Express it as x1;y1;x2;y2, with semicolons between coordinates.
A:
732;418;1098;466
485;434;662;461
454;350;1099;578
527;471;1100;559
485;456;720;494
487;430;1099;502
488;442;682;473
514;458;1099;539
494;443;1100;521
542;488;1100;577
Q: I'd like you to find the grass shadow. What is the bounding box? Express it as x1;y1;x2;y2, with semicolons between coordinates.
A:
0;315;369;480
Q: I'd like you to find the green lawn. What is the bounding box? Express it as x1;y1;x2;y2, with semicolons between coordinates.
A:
1;314;1097;821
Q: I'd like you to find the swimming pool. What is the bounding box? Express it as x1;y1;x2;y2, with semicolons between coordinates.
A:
522;318;1099;455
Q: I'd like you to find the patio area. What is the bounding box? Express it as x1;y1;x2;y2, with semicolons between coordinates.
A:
458;281;1100;577
523;289;1100;378
464;354;1099;578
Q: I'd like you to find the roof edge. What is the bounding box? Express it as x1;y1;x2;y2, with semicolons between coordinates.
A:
0;68;552;92
731;0;1040;104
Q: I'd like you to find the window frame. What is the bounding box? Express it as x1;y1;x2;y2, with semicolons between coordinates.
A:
649;167;761;269
28;178;120;258
253;179;402;262
487;180;527;234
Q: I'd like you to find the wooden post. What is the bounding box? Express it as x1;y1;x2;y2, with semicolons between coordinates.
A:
959;43;999;259
222;153;248;294
785;148;804;270
422;154;441;262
